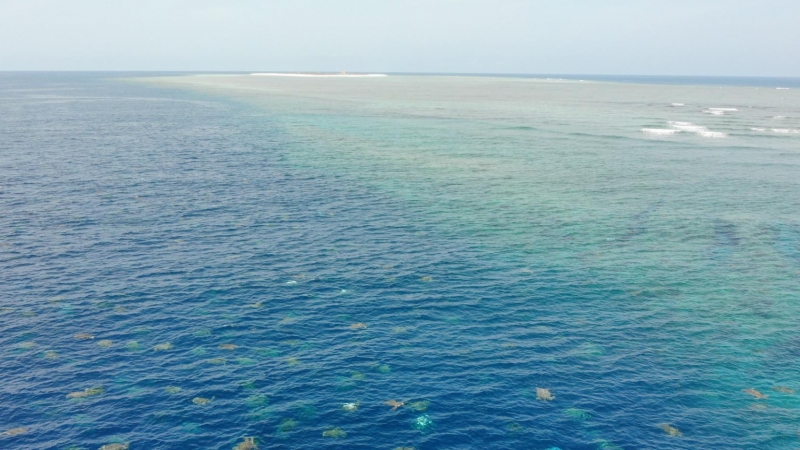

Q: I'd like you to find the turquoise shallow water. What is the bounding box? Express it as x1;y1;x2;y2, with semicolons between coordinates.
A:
1;73;800;449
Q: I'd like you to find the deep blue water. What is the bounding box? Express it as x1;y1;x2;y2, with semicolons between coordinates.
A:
2;73;800;450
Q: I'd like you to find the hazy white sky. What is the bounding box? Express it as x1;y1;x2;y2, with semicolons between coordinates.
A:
1;0;798;76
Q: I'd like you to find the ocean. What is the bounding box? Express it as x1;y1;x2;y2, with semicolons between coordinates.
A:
1;72;799;449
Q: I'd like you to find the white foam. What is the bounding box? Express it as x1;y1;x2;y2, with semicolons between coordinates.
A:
669;121;705;132
773;116;786;119
777;87;789;90
641;128;681;136
671;103;685;106
708;108;739;112
696;130;727;138
251;73;388;78
772;128;800;134
704;109;726;115
750;127;767;132
668;121;727;138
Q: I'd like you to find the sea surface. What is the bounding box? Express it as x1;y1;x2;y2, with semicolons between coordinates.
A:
1;72;800;449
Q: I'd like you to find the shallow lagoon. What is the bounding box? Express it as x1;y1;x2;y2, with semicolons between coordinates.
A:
1;73;800;449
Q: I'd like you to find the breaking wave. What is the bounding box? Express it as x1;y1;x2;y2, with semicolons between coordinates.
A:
641;128;681;136
668;121;727;138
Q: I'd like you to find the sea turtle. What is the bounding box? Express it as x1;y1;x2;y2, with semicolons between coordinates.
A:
17;341;36;349
277;418;297;433
385;400;404;410
536;388;555;401
67;387;104;399
154;343;173;351
659;423;682;437
743;388;768;399
286;357;300;365
233;437;258;450
99;444;129;450
193;396;214;406
97;340;113;348
342;402;359;412
194;329;212;338
245;394;268;406
506;422;524;433
74;333;95;340
165;386;182;394
220;344;237;350
407;400;430;412
44;351;58;359
1;427;28;437
125;341;140;350
349;323;367;330
322;427;347;438
420;276;433;282
564;407;590;421
594;440;622;450
772;386;796;394
206;357;227;365
250;302;263;309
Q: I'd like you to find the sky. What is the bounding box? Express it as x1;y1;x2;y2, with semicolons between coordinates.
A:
0;0;798;76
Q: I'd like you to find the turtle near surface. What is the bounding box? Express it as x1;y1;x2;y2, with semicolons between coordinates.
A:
1;427;28;437
659;423;682;437
385;400;404;410
322;428;347;438
99;444;129;450
192;396;214;406
743;388;768;400
233;437;258;450
342;402;359;412
66;387;104;399
536;388;555;401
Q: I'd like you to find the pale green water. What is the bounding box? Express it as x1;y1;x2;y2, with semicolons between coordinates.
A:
149;75;800;313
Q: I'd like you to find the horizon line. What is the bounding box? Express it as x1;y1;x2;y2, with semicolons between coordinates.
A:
1;70;799;79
